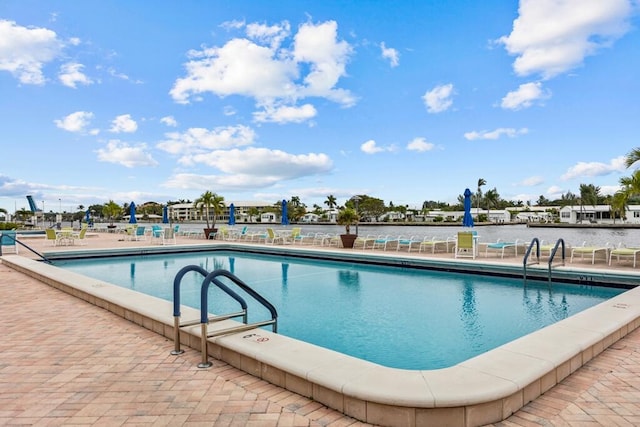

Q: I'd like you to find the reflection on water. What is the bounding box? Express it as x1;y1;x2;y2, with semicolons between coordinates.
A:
338;270;360;288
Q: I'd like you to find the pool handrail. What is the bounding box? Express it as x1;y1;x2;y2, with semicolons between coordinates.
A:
547;238;566;282
0;231;51;263
199;269;278;368
171;265;248;356
523;237;540;284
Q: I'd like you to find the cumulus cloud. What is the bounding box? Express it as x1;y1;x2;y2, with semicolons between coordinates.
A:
464;127;529;140
519;176;544;186
170;20;354;124
501;81;551;110
96;140;158;168
0;19;63;84
58;62;93;88
406;137;435;152
253;103;317;124
163;147;333;190
422;83;454;113
54;111;96;133
160;116;178;127
360;139;397;154
109;114;138;133
380;42;399;67
157;125;255;162
561;155;627;180
498;0;635;79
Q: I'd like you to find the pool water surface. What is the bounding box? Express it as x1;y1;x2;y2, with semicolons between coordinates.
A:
56;250;625;369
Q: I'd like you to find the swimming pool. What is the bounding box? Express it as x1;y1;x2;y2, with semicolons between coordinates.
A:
55;250;624;370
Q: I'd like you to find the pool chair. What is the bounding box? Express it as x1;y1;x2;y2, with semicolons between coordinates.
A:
0;230;18;254
396;236;421;252
283;227;301;244
454;231;476;259
72;227;89;245
371;235;398;251
608;245;640;268
45;228;64;246
265;228;284;244
485;239;526;258
161;227;176;245
570;242;611;264
353;234;377;250
416;236;449;254
150;225;164;242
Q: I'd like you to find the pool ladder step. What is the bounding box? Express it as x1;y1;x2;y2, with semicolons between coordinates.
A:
523;237;566;284
170;265;278;368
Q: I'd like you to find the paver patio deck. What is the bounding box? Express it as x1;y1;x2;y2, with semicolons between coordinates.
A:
2;229;640;426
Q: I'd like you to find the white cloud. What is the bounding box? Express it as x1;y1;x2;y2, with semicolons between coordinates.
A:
160;116;178;127
360;139;397;154
422;83;454;113
157;125;256;162
170;20;355;123
464;127;529;140
501;81;551;110
54;111;95;133
109;114;138;133
0;20;63;84
406;137;435;152
498;0;635;79
58;62;93;88
380;42;399;67
253;103;317;123
96;140;158;168
561;155;627;180
519;176;544;186
163;147;333;190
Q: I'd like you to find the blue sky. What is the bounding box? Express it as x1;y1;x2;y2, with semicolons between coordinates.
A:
1;0;639;215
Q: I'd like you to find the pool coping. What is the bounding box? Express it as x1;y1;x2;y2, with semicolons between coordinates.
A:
3;245;640;427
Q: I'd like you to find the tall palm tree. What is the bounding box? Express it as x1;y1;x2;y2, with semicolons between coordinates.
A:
325;195;337;209
484;188;500;220
579;183;600;223
476;178;486;216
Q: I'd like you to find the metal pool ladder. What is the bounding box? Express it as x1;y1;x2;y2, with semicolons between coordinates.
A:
170;265;278;368
523;237;566;283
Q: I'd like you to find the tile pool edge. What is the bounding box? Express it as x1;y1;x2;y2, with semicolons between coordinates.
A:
3;254;640;427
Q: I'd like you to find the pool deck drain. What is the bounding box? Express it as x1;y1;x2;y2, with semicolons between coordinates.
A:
2;230;640;426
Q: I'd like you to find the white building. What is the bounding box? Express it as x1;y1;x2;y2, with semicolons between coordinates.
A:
558;205;640;224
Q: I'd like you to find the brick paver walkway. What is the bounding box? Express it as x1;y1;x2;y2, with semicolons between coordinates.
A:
0;263;371;426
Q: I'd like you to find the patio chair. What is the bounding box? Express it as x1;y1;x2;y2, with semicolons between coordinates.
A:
416;237;449;254
485;239;526;258
72;227;89;245
265;228;283;244
570;242;611;264
396;236;420;252
608;245;640;268
161;227;176;245
0;230;18;254
454;231;476;259
45;228;63;246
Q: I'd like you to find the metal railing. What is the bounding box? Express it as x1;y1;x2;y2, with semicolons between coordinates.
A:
523;237;565;284
0;232;51;263
170;266;278;368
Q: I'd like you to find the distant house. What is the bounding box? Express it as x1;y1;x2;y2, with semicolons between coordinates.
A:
301;213;320;223
558;205;640;224
260;212;277;223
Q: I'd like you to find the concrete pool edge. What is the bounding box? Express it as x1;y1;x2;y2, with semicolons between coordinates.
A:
2;254;639;427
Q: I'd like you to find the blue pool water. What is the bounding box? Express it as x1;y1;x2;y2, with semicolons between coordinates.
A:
56;251;625;370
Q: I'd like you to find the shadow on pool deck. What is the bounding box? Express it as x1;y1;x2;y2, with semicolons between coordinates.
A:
2;230;640;426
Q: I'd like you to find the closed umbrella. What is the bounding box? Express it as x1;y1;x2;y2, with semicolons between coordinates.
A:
85;209;90;223
129;202;137;224
228;203;235;226
162;205;169;224
281;199;289;226
462;188;474;228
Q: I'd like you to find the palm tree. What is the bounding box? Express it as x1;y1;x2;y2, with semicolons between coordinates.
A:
624;147;640;168
194;191;225;229
484;188;500;221
579;183;600;223
610;191;628;224
476;178;486;217
102;200;122;226
325;195;337;209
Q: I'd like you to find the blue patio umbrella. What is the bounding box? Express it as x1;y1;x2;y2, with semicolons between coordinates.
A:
129;202;137;224
281;199;289;226
462;188;474;227
228;203;235;226
85;209;90;223
162;205;169;224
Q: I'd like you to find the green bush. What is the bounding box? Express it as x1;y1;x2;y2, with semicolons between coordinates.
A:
0;222;18;230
